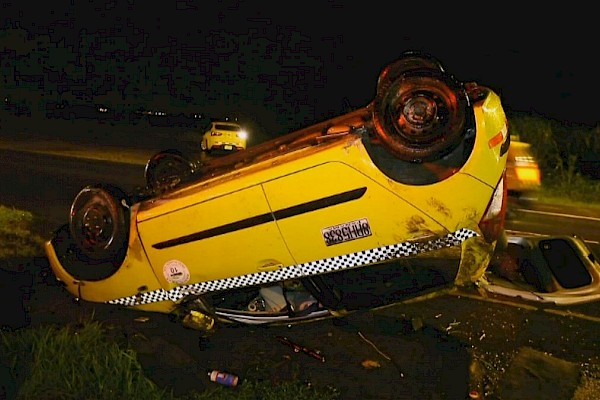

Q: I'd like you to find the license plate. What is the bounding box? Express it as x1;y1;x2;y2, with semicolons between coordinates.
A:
224;145;233;150
322;218;372;246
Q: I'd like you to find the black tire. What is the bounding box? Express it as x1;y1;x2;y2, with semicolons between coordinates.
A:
372;53;468;163
69;184;129;263
144;149;196;192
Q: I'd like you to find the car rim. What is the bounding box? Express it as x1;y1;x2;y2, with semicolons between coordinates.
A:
145;150;194;192
372;54;468;162
69;185;129;263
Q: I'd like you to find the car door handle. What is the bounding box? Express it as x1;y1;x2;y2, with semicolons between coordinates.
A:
258;262;284;271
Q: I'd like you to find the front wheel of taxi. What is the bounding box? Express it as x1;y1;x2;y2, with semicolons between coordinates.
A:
372;53;469;163
69;184;129;264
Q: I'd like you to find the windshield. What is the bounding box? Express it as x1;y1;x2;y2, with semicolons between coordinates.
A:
215;124;240;131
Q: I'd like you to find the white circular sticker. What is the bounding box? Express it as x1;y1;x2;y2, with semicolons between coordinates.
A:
163;260;190;284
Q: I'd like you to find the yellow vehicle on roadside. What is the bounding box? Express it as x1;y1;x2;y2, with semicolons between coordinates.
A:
200;120;247;153
44;52;509;328
506;139;541;204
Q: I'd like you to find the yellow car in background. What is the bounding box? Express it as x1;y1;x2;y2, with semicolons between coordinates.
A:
506;139;541;204
200;120;248;153
44;52;509;329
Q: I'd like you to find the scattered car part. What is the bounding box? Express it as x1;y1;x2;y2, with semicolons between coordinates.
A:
482;234;600;305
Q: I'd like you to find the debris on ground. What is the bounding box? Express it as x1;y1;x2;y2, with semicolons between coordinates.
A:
276;335;326;362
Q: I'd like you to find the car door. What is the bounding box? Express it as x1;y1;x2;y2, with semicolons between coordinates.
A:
137;183;299;293
261;160;446;276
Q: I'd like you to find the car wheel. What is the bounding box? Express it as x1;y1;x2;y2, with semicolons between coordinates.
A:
372;53;468;163
69;184;129;263
144;149;196;192
201;140;212;153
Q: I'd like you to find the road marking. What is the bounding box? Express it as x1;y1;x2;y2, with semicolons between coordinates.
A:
450;289;539;310
450;289;600;323
543;308;600;323
505;229;600;245
505;229;546;237
515;207;600;222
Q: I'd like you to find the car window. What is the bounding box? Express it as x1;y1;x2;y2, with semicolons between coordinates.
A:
508;142;537;165
214;124;240;131
539;238;592;288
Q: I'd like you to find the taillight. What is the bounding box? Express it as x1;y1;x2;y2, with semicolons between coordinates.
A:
479;173;507;243
211;132;222;136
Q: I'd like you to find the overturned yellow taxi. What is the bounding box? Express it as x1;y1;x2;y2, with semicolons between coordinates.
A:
45;52;510;327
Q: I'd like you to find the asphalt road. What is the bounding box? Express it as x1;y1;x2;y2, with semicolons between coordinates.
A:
507;204;600;252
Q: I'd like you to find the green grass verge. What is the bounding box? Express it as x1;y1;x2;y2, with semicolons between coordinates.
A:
542;178;600;206
0;319;339;400
0;205;45;259
0;321;167;400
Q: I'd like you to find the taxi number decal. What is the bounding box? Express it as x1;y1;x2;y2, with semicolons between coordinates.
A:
322;218;372;246
163;260;191;284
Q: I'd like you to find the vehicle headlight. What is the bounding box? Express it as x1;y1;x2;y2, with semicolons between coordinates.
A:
238;130;248;140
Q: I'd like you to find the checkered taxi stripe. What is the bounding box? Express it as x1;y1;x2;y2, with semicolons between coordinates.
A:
108;228;478;307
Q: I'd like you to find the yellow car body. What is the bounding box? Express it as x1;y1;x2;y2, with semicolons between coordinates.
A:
200;121;247;153
45;52;509;326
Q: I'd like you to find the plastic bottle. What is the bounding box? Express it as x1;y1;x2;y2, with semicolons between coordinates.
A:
208;370;239;387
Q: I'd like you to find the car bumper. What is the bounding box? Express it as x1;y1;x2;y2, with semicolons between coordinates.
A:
210;143;245;151
44;228;176;313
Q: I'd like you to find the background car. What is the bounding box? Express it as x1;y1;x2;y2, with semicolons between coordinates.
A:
506;138;541;204
200;120;247;153
44;52;509;329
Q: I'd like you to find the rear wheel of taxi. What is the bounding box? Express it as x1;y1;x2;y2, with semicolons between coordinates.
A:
69;184;129;264
144;149;196;192
372;52;469;163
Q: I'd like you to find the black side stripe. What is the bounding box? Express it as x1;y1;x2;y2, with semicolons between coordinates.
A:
500;129;510;155
152;187;367;250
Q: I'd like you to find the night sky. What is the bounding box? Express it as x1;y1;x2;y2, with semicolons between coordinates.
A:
2;1;598;126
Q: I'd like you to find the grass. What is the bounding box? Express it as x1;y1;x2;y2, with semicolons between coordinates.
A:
0;321;167;400
539;175;600;210
0;205;45;259
0;318;340;400
508;112;600;210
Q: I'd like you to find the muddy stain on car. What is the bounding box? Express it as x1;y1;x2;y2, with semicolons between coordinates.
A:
405;214;427;233
427;197;452;218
